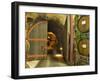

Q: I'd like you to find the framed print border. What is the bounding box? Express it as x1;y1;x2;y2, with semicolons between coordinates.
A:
11;1;98;79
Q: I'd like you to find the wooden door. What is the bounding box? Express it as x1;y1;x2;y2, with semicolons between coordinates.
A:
26;21;48;60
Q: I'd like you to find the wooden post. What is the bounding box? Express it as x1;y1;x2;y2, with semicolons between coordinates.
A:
69;15;74;65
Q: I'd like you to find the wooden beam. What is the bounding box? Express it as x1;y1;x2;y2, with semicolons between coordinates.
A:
69;15;74;65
